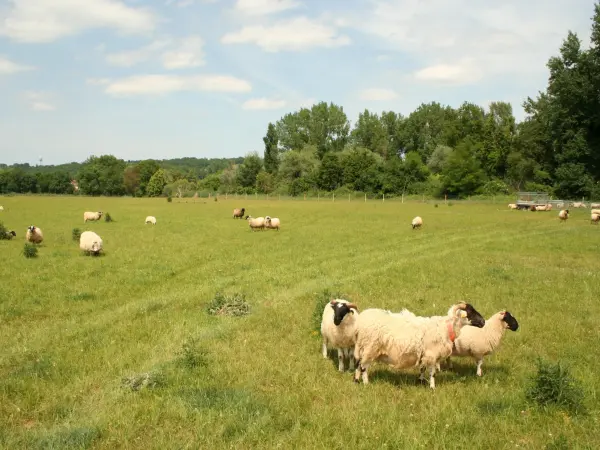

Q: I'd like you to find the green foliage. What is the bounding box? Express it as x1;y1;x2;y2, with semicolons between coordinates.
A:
207;292;251;317
146;169;167;197
236;152;263;189
167;196;172;203
77;155;126;196
177;336;209;369
525;359;585;415
104;212;113;222
0;221;14;240
23;243;38;258
72;228;81;241
263;122;279;174
441;141;487;197
545;434;570;450
255;170;275;194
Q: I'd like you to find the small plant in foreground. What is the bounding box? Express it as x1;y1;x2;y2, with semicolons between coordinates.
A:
72;227;82;241
104;213;113;222
167;196;172;203
23;243;38;258
525;358;585;415
207;292;250;316
0;221;14;240
434;203;439;208
545;434;570;450
121;371;165;391
177;336;209;369
311;288;346;336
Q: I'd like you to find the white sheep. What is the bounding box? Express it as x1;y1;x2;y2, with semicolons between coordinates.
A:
25;225;43;244
145;216;157;225
246;216;265;231
84;211;103;223
0;206;3;211
591;209;600;216
508;204;517;210
443;310;519;377
558;209;569;222
591;203;600;208
571;202;587;208
264;216;280;231
353;302;485;389
321;299;359;372
556;202;565;208
79;231;103;255
591;213;600;224
412;216;423;230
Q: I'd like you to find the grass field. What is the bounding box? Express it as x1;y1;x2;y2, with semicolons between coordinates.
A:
0;196;599;449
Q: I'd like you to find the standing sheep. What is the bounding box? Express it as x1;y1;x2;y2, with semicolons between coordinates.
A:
233;208;245;219
79;231;103;255
558;209;569;222
84;211;103;223
25;226;43;244
591;213;600;224
591;209;600;216
444;310;519;377
508;204;517;210
353;302;485;389
321;299;359;372
264;216;281;231
412;216;423;230
145;216;157;225
246;216;265;231
591;203;600;208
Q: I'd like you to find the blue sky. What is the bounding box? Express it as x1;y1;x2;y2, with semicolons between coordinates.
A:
0;0;595;165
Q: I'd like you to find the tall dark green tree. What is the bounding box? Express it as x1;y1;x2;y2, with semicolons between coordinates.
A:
263;123;279;174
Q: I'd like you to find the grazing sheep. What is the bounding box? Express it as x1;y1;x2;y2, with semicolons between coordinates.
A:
264;216;280;230
25;226;43;244
545;203;552;211
353;302;485;389
556;202;565;208
591;209;600;216
591;203;600;208
591;213;600;224
558;209;569;222
84;211;103;223
79;231;103;255
2;230;16;239
571;202;587;208
444;311;519;377
412;216;423;229
508;204;518;210
529;205;537;211
321;299;360;372
246;216;265;231
145;216;157;225
233;208;245;219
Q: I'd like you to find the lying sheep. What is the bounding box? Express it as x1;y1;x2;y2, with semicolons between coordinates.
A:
558;209;569;222
591;213;600;224
79;231;103;255
321;299;359;372
25;225;43;244
1;230;16;240
444;310;519;377
264;216;280;230
591;209;600;216
571;202;587;208
246;216;265;231
556;202;565;208
353;302;485;389
591;203;600;209
412;216;423;229
145;216;157;225
233;208;245;219
508;204;517;210
84;211;103;223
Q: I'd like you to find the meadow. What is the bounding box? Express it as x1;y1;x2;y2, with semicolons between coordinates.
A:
0;195;599;449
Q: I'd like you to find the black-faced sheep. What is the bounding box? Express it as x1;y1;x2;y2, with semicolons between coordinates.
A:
233;208;245;219
321;299;359;372
25;226;43;244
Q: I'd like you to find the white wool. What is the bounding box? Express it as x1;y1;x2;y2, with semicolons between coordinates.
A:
84;211;103;223
145;216;157;225
265;216;281;230
79;231;103;254
246;216;265;231
321;299;359;372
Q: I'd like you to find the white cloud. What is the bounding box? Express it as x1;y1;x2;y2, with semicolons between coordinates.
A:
24;91;55;111
232;0;301;16
359;88;398;101
242;97;286;110
413;59;484;85
103;74;252;96
221;16;350;52
0;56;34;74
161;36;205;69
86;77;111;85
105;39;170;67
0;0;157;43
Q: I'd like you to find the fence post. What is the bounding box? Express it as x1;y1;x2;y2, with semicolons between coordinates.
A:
279;194;280;201
318;192;320;201
365;193;367;202
348;194;350;202
401;193;404;204
383;193;385;203
333;193;335;202
226;192;228;200
304;193;306;201
245;193;247;200
422;194;425;203
445;194;447;204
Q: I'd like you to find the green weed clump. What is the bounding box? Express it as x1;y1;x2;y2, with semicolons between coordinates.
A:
23;243;38;258
121;371;165;391
525;358;585;415
104;213;113;222
167;196;172;203
177;336;209;369
207;292;250;317
72;227;82;241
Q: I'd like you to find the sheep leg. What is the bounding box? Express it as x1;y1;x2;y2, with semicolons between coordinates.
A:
321;341;328;358
428;366;436;389
353;360;370;384
476;358;483;377
337;349;345;372
447;357;453;369
418;366;427;383
346;349;355;371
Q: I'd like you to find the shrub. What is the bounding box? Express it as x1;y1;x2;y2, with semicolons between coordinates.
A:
167;196;172;203
23;243;38;258
104;213;113;222
72;227;82;241
207;292;250;317
177;336;209;369
434;203;438;208
525;358;585;415
311;288;346;336
0;221;14;240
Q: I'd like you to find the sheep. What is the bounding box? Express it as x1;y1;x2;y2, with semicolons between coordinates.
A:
2;230;16;239
508;204;518;210
79;231;103;255
529;205;537;211
591;213;600;224
591;209;600;216
233;208;245;219
145;216;157;225
25;225;43;244
321;299;360;372
591;203;600;209
444;311;519;377
558;209;569;222
352;302;485;389
411;216;423;229
84;211;103;223
545;203;552;211
246;216;265;231
556;202;565;208
264;216;281;231
571;202;587;208
0;206;3;211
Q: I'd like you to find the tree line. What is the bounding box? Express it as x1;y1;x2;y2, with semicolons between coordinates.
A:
2;3;600;200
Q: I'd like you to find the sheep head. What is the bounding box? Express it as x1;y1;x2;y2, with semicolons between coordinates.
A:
240;208;245;214
329;299;358;326
9;230;16;237
28;225;36;232
500;311;519;331
450;302;485;328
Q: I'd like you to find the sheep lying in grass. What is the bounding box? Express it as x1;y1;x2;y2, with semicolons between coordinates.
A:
145;216;157;225
233;208;245;219
412;216;423;229
321;299;359;372
591;209;600;216
84;211;103;223
591;213;600;224
442;310;519;377
571;202;587;208
508;204;517;210
353;302;485;389
79;231;103;255
25;226;43;244
264;216;280;230
591;203;600;208
558;209;569;222
246;216;265;231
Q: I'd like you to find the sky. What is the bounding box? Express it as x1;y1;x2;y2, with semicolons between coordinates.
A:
0;0;596;166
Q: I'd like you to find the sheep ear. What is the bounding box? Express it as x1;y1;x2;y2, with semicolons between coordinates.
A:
459;310;467;318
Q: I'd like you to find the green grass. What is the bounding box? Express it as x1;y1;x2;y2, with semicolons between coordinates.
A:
0;196;598;449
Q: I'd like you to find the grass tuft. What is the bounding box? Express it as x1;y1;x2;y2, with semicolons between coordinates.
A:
167;196;172;203
206;292;251;317
23;243;38;258
545;434;570;450
121;371;165;391
104;212;113;222
72;227;82;241
177;336;209;369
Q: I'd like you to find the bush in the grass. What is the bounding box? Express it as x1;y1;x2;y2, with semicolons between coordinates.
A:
207;292;250;317
104;213;113;222
0;221;15;240
23;243;38;258
177;336;209;369
72;227;82;241
167;196;172;203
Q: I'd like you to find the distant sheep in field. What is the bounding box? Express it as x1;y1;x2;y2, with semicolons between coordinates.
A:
145;216;157;225
246;216;265;231
412;216;423;229
508;204;517;210
0;206;3;211
558;209;569;222
591;203;600;208
233;208;245;219
321;299;359;372
79;231;103;255
25;226;43;244
571;202;587;208
556;202;565;208
84;211;103;223
591;213;600;224
264;216;280;230
591;209;600;216
529;205;537;211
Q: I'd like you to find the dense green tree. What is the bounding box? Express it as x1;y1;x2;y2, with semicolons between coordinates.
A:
77;155;126;196
146;169;167;197
263;123;279;174
440;141;487;197
236;152;263;189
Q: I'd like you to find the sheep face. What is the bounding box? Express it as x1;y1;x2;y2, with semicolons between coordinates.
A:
10;230;16;237
501;311;519;331
28;225;35;233
330;300;358;326
454;303;485;328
